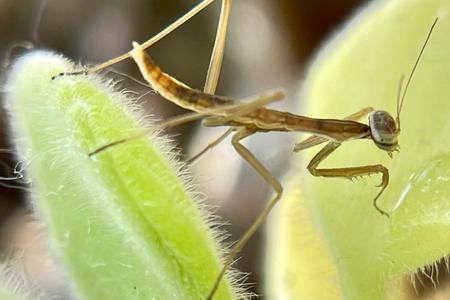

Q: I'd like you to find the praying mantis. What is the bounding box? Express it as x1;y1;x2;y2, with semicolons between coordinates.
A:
52;0;438;298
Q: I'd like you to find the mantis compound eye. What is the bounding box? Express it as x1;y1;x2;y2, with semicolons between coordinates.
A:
368;110;399;152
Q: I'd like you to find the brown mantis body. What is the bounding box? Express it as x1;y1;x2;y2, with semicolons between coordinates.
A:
53;0;438;298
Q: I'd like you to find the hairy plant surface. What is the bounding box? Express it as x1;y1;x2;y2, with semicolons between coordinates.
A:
4;51;237;300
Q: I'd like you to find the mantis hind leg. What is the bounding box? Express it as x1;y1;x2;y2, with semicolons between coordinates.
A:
88;89;283;156
307;141;390;217
294;106;374;152
204;0;232;93
206;128;283;300
53;0;232;88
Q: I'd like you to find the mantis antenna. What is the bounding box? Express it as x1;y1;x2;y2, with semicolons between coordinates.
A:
396;74;405;130
396;17;439;131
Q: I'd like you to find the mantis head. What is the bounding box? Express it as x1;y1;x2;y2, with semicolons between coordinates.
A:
368;110;399;155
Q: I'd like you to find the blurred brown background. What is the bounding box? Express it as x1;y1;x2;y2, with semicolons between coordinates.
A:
0;0;375;298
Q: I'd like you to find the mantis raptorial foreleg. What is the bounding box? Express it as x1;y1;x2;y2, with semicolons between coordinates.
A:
206;127;283;300
294;106;374;151
307;141;390;217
